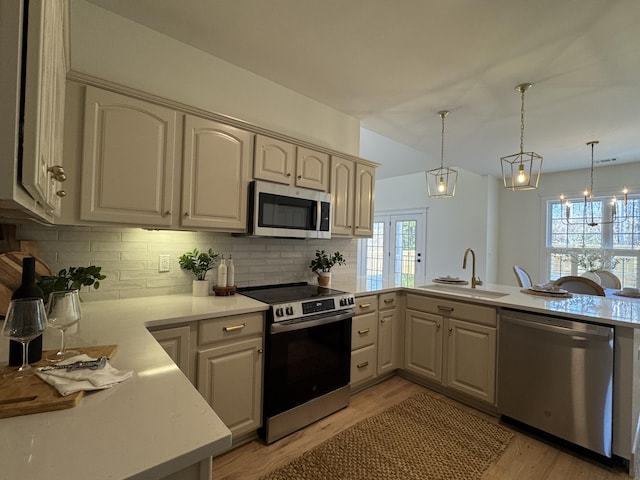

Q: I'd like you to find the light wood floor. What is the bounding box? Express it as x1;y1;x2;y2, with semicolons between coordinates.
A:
213;376;632;479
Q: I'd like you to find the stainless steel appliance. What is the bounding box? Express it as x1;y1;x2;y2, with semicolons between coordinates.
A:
247;180;331;239
499;309;614;457
239;282;354;444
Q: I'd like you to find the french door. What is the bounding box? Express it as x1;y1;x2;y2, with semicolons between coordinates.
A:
358;210;426;289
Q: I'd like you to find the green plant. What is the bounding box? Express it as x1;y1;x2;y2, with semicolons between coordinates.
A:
38;266;106;300
309;250;346;273
178;248;219;280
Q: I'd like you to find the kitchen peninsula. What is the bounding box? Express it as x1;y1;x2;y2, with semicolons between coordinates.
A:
2;283;639;479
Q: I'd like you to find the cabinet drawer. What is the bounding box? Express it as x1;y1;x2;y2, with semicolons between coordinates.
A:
378;292;397;311
198;312;264;345
351;344;376;385
352;312;377;350
406;294;496;327
354;295;378;315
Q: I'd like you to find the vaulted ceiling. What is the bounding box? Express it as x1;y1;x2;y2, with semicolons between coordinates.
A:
86;0;640;179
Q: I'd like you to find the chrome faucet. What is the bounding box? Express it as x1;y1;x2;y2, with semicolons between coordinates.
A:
462;248;483;288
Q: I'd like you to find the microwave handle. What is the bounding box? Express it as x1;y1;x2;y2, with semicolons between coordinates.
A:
312;201;319;229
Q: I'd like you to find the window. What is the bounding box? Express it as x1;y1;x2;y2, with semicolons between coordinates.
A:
358;210;426;289
546;195;640;287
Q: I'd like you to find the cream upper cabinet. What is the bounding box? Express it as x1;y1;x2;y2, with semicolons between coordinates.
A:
181;115;253;231
253;135;295;185
330;156;355;235
354;163;376;236
254;135;329;191
21;0;67;217
295;147;329;191
80;87;177;226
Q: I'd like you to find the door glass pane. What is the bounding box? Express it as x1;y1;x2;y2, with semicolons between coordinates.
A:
364;221;385;289
394;220;417;287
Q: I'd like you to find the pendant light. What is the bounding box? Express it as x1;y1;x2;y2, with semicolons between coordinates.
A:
501;83;543;191
426;110;458;198
560;140;629;227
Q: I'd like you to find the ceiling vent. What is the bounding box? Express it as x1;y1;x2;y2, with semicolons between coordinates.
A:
594;157;617;165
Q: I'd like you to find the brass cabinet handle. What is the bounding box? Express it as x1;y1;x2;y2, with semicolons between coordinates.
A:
358;328;370;334
48;165;66;182
358;303;371;309
383;299;394;304
357;361;369;369
56;190;66;197
438;305;454;313
223;323;246;332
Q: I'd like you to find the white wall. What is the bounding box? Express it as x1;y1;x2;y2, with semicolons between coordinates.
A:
69;0;360;155
497;161;640;285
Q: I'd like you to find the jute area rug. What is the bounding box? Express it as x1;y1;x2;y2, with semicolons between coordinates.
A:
260;392;514;480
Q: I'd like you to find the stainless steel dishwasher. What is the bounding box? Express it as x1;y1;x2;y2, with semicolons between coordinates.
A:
498;309;614;457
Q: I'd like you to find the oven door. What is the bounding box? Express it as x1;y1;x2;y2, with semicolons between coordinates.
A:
265;310;353;418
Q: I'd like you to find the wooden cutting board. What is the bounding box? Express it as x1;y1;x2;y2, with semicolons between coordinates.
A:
0;344;117;419
0;251;53;316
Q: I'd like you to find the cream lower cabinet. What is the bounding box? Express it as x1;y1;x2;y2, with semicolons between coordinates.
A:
196;313;264;442
404;294;496;405
350;295;378;388
149;324;194;385
377;292;399;376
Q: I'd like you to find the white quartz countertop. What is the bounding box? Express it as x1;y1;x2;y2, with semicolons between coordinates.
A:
0;294;268;480
332;278;640;328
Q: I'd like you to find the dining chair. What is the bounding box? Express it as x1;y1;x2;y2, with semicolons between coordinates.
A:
513;265;533;288
595;270;621;290
554;276;606;296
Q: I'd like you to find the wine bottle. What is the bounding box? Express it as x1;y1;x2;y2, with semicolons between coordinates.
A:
8;257;44;365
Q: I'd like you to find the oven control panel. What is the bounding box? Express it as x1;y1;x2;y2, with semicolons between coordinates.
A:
272;294;355;321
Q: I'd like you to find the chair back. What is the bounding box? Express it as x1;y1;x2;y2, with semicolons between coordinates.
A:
554;276;605;296
513;265;532;288
594;270;621;290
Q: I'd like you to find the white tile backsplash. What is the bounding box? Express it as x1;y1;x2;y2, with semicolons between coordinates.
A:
16;224;357;302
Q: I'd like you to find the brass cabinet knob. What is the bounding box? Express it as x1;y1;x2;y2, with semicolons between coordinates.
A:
163;211;171;217
55;190;66;197
184;212;190;217
48;165;67;182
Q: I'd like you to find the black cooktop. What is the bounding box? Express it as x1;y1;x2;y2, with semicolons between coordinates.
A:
239;282;346;305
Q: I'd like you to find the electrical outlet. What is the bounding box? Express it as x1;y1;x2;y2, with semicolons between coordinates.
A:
158;255;170;273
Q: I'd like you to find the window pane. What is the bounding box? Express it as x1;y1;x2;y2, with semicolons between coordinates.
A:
612;256;638;288
549;253;571;280
364;221;385;289
394;220;416;287
613;198;640;249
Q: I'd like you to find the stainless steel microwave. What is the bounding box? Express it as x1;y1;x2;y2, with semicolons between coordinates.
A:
248;180;331;239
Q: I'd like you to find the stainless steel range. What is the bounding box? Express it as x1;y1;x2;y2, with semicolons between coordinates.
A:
239;282;355;444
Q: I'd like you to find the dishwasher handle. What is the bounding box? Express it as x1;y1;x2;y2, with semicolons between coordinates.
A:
502;315;612;340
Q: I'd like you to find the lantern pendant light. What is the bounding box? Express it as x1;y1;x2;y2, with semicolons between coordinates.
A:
501;83;543;191
426;110;458;198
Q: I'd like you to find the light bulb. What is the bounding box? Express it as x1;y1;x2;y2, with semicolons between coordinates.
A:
516;164;526;184
438;177;446;193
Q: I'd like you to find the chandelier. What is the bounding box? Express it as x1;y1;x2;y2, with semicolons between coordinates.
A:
560;140;629;227
501;83;543;191
426;110;458;198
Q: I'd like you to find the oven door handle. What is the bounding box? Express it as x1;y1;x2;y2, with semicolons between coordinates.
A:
271;310;354;334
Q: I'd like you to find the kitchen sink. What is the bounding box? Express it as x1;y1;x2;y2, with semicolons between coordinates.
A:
417;284;510;299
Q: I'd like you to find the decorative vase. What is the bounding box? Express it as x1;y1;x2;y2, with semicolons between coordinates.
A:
192;280;210;297
581;271;602;285
317;272;331;287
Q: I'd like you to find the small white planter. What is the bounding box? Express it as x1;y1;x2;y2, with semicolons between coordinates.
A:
192;280;210;297
317;272;331;287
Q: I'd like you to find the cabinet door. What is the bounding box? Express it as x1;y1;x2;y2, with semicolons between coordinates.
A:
21;0;67;216
378;308;397;375
404;309;442;382
253;135;295;185
81;87;177;226
446;318;496;404
182;116;253;230
351;344;376;386
354;163;375;236
330;156;355;236
149;325;192;384
295;147;329;191
197;337;263;437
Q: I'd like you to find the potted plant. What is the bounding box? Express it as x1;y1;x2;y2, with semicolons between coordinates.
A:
179;248;219;296
38;265;106;301
309;250;345;286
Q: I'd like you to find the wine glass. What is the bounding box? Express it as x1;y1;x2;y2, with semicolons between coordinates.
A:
2;298;47;378
45;290;81;362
